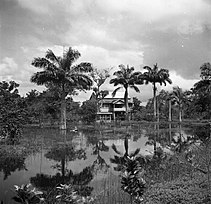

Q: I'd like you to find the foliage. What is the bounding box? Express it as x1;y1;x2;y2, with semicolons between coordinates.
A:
0;81;27;144
121;156;146;202
142;175;211;204
12;183;94;204
13;184;44;204
110;137;146;202
0;145;27;180
90;68;110;100
192;62;211;119
79;100;97;124
55;184;94;204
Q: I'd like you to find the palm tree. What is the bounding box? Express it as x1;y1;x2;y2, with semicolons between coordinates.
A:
31;47;93;129
142;63;172;120
109;64;142;121
171;86;190;122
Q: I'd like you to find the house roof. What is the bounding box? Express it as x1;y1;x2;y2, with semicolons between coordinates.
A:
104;91;131;99
113;99;124;104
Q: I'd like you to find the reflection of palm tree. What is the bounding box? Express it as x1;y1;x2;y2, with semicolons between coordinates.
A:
110;137;140;171
31;166;93;197
145;124;159;155
31;143;94;197
45;143;86;178
91;139;110;174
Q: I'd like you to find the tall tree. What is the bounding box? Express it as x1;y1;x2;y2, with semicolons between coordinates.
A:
142;63;172;120
90;68;110;111
109;64;142;121
0;81;27;143
171;86;190;122
193;62;211;119
31;47;93;129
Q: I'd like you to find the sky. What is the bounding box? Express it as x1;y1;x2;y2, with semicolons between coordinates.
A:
0;0;211;103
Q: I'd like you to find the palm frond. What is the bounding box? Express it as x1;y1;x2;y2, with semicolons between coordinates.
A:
30;71;58;85
130;85;140;93
45;50;59;64
112;87;122;97
72;62;93;73
130;148;140;157
67;74;93;90
143;66;152;72
111;144;121;155
32;58;57;71
64;47;81;66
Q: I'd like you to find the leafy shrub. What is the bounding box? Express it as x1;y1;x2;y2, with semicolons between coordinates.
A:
142;175;211;204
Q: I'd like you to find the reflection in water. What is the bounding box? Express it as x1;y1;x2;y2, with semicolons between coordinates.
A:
1;124;211;203
45;143;86;177
0;151;27;180
110;137;140;171
91;139;110;174
31;166;93;196
31;134;93;197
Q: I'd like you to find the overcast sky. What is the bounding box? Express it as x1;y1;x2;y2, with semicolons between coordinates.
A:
0;0;211;102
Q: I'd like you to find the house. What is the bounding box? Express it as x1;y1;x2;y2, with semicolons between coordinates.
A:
90;92;133;121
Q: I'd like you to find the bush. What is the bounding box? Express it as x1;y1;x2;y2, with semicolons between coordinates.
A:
142;174;211;204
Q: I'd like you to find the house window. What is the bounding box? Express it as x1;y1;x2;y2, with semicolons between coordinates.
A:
115;104;124;108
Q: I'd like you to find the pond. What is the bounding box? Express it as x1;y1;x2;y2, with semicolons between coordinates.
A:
0;123;210;203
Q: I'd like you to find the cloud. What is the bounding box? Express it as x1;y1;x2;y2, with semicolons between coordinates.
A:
0;57;18;78
1;0;211;100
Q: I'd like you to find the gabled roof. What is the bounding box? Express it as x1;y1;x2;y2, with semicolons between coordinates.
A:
112;99;124;104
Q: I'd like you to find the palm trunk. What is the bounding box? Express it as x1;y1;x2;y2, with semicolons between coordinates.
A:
153;83;157;121
154;123;157;154
169;123;172;145
157;101;160;123
60;86;67;130
61;158;65;179
124;87;129;121
97;85;100;112
179;105;182;123
168;99;172;122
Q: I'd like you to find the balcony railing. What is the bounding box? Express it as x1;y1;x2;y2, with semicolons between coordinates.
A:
114;107;126;112
99;107;131;112
99;107;110;112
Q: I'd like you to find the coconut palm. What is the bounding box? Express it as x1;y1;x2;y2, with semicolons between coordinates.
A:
142;63;172;120
31;47;93;129
109;64;142;121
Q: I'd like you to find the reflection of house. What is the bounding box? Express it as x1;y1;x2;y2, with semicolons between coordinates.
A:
90;92;133;121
